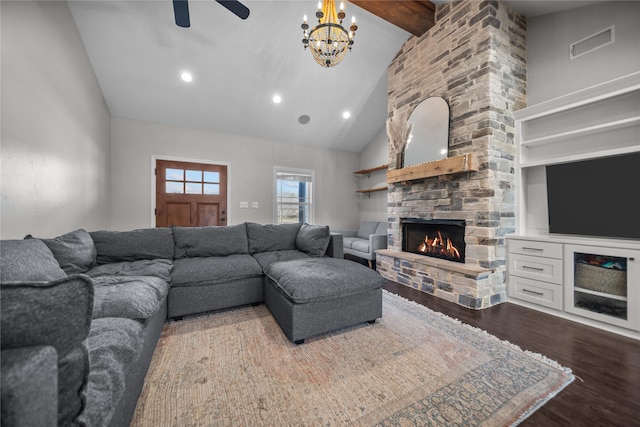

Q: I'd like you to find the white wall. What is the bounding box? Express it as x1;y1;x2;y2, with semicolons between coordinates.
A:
357;126;389;225
527;1;640;105
1;1;111;240
110;117;361;231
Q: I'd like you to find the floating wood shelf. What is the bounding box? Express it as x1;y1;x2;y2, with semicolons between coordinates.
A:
356;186;388;194
354;164;389;175
387;153;478;184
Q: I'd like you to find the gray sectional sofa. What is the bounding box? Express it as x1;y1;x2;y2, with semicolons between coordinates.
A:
1;222;383;426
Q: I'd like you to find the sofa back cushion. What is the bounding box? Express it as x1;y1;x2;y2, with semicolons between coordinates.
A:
1;275;94;425
0;239;66;282
246;222;301;254
34;229;97;275
295;223;331;257
357;221;379;239
173;224;248;258
90;228;174;264
375;222;387;236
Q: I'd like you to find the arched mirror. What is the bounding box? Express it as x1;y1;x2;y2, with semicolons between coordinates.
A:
403;97;450;168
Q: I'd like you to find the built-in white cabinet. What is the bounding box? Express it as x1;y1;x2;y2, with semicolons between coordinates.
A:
564;244;640;331
508;72;640;340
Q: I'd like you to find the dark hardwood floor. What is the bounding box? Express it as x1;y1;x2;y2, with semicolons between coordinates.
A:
382;280;640;426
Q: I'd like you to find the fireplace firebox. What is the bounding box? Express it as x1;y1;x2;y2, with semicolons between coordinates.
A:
401;218;466;263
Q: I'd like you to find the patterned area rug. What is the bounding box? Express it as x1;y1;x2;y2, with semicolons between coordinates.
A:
131;291;573;426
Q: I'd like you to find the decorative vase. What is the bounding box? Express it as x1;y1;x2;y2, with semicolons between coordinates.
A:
395;151;404;169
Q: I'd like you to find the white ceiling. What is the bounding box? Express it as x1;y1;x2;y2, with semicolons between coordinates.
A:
67;1;606;153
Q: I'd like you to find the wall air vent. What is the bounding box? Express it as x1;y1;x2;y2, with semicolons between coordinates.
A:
570;26;614;60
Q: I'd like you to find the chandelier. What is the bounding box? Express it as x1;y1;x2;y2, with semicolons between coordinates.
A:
301;1;358;67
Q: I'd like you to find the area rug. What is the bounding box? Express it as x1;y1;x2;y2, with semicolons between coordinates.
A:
131;291;574;426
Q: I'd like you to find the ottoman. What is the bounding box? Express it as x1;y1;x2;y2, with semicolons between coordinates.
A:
263;258;384;344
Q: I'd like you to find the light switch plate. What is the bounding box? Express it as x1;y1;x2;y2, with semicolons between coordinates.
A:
239;201;249;208
251;202;259;209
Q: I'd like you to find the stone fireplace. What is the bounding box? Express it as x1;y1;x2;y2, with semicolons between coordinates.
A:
376;1;527;309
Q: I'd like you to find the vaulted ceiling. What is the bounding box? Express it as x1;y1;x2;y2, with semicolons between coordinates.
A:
67;1;606;153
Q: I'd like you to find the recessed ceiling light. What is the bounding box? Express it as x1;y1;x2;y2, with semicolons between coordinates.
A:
272;94;282;104
342;111;351;119
181;72;192;82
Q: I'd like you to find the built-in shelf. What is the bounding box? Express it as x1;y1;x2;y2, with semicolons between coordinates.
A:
386;153;478;184
355;164;388;196
521;116;640;148
574;287;628;302
356;186;388;194
354;164;389;176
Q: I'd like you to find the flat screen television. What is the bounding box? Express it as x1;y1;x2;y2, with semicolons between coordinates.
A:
545;152;640;240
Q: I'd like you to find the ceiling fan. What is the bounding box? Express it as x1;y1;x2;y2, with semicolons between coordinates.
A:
173;0;250;27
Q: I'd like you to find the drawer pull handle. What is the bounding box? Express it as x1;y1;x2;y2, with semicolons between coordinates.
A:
522;247;543;252
523;288;545;297
522;265;544;272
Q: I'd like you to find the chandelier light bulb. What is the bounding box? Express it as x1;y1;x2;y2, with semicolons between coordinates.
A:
317;1;322;10
303;14;307;23
340;2;344;11
352;16;355;23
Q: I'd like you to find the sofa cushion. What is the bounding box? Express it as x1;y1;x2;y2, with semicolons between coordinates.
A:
0;239;66;282
342;237;361;250
35;229;96;275
90;228;174;264
265;258;385;304
1;346;58;427
173;224;248;258
1;275;94;425
82;317;143;427
351;240;371;253
375;222;387;236
252;250;310;271
246;222;301;254
171;255;263;287
357;221;379;239
86;259;174;282
295;223;331;257
92;276;169;320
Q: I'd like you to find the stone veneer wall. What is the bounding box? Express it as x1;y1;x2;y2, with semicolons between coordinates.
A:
379;0;526;309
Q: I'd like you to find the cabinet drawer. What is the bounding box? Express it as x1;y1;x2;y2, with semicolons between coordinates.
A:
509;253;563;284
508;239;562;259
508;275;563;310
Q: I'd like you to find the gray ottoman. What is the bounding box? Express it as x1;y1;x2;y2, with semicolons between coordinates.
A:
263;258;384;344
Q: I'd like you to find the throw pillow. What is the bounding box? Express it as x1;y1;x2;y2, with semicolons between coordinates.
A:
90;228;175;264
173;224;248;258
296;223;331;257
246;222;301;254
0;239;66;282
38;229;97;275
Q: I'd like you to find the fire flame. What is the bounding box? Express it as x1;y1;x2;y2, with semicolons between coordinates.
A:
417;231;461;259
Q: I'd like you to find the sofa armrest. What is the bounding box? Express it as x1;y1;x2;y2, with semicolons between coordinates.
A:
325;233;344;259
1;346;58;427
369;234;388;253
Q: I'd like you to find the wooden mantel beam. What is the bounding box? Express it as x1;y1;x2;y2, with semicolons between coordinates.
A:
348;1;436;37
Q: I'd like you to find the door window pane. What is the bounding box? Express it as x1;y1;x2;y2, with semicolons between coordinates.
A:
166;168;184;181
204;184;220;195
166;181;184;193
204;171;220;183
186;170;202;182
185;183;202;194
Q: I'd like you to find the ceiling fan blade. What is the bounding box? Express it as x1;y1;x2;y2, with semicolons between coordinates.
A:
173;0;190;27
215;0;250;20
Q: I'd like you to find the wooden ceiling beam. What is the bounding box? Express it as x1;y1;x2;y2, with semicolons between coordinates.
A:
349;1;436;37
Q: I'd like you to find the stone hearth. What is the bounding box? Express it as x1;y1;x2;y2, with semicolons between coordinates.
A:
378;0;526;309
